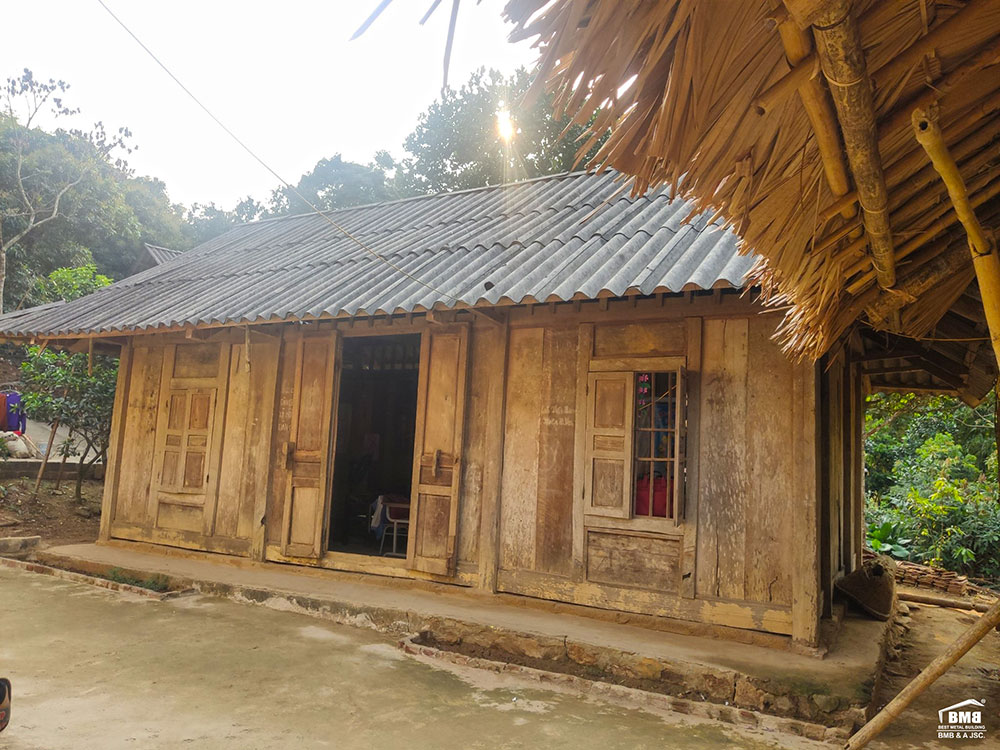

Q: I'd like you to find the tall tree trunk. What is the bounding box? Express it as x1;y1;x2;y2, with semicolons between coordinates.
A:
75;456;85;502
0;231;6;315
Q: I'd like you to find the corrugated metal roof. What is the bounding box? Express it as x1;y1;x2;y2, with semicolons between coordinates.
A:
0;171;757;337
143;243;183;265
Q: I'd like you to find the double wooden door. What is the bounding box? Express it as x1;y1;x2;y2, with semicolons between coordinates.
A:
270;325;469;576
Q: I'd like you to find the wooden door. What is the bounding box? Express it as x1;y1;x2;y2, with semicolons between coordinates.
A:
150;344;229;536
583;371;634;519
278;331;338;559
407;325;469;576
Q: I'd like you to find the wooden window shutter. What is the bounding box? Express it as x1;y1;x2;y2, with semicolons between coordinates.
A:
584;371;634;519
280;331;338;559
407;324;469;576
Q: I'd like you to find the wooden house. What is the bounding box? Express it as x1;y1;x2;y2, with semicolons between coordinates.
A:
0;172;992;648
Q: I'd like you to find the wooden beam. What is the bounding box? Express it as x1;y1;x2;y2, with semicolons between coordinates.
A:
913;104;1000;367
806;0;896;289
865;243;969;327
845;173;1000;294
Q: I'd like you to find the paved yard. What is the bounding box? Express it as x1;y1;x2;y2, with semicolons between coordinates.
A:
0;566;812;750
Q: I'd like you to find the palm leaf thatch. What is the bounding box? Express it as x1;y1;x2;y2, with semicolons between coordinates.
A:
504;0;1000;373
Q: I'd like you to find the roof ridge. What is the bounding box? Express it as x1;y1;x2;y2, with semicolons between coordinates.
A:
231;169;608;230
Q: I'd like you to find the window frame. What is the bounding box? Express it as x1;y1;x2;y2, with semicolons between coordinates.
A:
583;356;687;532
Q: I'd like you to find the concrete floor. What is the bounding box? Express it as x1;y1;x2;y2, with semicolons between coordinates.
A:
0;566;817;750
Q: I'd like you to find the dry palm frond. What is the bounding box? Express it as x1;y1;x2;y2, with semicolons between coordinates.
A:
504;0;1000;362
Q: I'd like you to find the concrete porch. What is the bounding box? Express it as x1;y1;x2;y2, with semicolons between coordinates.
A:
30;541;892;740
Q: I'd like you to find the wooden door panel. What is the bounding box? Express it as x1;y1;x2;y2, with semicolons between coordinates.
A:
149;344;229;536
408;326;469;576
278;332;338;560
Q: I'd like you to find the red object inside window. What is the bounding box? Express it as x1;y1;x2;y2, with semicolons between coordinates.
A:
634;476;671;518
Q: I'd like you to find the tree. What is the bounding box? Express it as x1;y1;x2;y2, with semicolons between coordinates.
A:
19;265;117;500
20;347;117;501
394;67;608;195
0;70;132;311
268;153;398;216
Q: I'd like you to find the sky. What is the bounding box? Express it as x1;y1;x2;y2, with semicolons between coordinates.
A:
3;1;538;208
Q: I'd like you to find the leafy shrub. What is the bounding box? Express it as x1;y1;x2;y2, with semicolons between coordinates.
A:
865;432;1000;580
866;521;910;559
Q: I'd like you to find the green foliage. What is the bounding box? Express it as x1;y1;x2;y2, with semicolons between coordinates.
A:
0;70;193;309
19;334;118;500
104;567;170;592
394;67;607;196
269;154;398;216
865;391;996;498
866;521;910;559
866;432;1000;579
35;263;110;303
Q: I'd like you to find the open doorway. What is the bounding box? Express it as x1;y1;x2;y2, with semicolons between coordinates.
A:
328;333;421;557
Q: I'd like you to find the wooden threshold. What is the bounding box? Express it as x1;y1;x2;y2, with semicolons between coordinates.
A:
264;545;478;587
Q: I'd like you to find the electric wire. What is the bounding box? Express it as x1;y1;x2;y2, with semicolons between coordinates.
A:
95;0;463;307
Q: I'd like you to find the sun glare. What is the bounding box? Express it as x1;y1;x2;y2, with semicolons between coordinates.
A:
497;108;515;143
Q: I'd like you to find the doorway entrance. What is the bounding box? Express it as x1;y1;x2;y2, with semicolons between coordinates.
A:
328;333;421;557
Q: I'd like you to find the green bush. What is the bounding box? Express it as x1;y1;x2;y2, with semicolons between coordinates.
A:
865;432;1000;580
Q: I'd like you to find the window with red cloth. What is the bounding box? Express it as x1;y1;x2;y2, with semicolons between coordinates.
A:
633;371;680;519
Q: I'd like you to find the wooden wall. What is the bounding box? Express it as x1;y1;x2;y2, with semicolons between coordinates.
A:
490;298;822;641
103;333;279;556
498;325;578;579
99;295;833;643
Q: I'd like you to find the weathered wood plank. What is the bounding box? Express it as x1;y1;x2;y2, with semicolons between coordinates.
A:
459;323;492;565
535;327;577;576
696;318;749;601
115;345;164;527
496;568;792;635
593;320;686;357
744;316;794;607
477;318;510;590
680;318;701;598
792;362;821;646
498;327;543;572
586;529;680;593
100;342;132;542
266;337;297;546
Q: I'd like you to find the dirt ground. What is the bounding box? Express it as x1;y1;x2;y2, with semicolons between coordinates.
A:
868;603;1000;749
0;478;101;545
0;566;821;750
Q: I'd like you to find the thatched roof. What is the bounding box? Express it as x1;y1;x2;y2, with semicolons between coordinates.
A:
504;0;1000;380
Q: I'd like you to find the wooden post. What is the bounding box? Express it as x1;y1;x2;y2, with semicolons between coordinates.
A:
796;0;897;289
845;599;1000;749
912;105;1000;366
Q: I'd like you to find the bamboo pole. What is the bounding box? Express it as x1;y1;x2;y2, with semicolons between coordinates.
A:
912;104;1000;366
864;243;969;327
898;590;993;614
776;14;855;221
808;0;896;289
844;598;1000;749
30;420;59;501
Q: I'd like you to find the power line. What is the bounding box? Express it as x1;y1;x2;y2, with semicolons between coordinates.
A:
95;0;462;306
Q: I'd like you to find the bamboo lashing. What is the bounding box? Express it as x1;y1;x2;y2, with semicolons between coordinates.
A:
912;104;1000;365
807;0;896;289
844;598;1000;749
